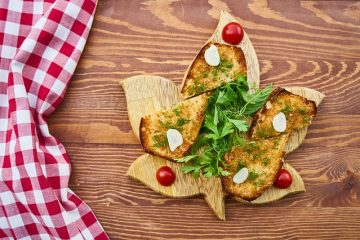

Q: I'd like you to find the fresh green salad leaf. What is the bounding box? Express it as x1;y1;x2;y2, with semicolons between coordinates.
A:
176;75;272;178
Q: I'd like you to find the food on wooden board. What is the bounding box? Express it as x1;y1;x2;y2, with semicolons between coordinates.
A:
222;22;244;45
180;42;246;99
249;88;317;140
140;93;209;160
156;166;176;186
126;11;323;213
139;61;316;200
273;169;292;189
221;134;289;200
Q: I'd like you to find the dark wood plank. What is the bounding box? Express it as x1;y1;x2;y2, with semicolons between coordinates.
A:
46;0;360;239
66;143;360;208
49;113;360;148
90;205;360;239
52;58;360;113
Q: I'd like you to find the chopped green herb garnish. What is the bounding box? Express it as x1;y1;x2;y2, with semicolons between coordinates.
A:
255;179;266;188
243;142;260;153
176;75;272;178
282;104;293;114
257;127;273;138
189;78;207;95
173;107;182;116
273;138;280;148
202;71;209;78
236;160;247;172
261;157;270;166
211;59;233;80
211;68;219;78
298;108;307;115
153;134;168;148
176;117;190;127
303;116;311;124
253;153;262;161
248;170;259;181
221;60;233;69
160;120;174;129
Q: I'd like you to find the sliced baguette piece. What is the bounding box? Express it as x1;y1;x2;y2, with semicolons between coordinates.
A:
249;88;317;140
140;93;209;160
221;134;289;201
180;42;246;99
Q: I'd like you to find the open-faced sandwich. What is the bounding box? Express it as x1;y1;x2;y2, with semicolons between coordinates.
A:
180;42;246;99
140;93;209;160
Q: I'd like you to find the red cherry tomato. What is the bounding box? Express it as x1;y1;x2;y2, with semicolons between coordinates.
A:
222;22;244;45
156;166;176;186
274;169;292;189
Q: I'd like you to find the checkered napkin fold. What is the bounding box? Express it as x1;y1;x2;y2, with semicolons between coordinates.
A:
0;0;108;239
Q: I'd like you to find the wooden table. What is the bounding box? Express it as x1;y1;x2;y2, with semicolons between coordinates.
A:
48;0;360;239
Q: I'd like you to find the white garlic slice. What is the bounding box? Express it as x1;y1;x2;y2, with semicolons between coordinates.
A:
272;112;287;132
204;44;220;66
166;129;183;152
233;167;249;184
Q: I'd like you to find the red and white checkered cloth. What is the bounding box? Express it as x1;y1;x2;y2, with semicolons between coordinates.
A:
0;0;109;239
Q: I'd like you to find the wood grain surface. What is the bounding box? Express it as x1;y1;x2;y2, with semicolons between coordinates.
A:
47;0;360;239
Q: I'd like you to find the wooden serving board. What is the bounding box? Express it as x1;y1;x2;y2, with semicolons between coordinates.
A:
120;11;325;220
121;75;324;219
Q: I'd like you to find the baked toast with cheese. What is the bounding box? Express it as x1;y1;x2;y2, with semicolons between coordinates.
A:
221;134;289;200
140;93;209;160
180;42;246;99
249;88;317;140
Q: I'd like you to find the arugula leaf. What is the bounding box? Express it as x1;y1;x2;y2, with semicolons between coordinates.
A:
241;84;272;115
176;155;198;163
182;165;196;173
220;121;234;138
213;106;219;125
204;115;218;136
192;166;201;178
227;118;248;132
236;74;248;87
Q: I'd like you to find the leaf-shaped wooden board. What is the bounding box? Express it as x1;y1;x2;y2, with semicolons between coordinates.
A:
120;11;325;220
121;75;324;219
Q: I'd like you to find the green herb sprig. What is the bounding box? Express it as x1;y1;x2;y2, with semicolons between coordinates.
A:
176;75;272;178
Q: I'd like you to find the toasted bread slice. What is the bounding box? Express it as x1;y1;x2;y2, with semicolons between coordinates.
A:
221;134;289;200
180;42;246;99
249;88;317;140
140;93;209;160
